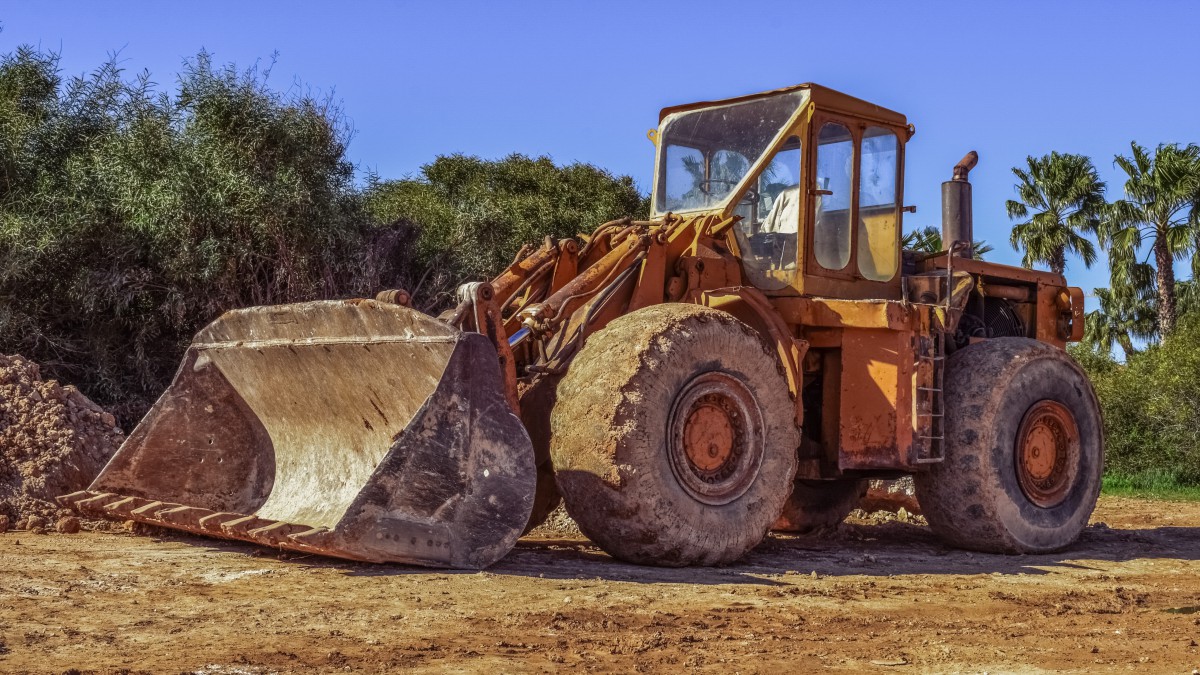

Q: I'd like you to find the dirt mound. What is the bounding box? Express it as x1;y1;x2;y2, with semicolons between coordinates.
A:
0;354;124;524
527;504;582;538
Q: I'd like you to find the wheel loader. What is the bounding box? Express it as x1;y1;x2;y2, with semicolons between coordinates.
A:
61;84;1102;568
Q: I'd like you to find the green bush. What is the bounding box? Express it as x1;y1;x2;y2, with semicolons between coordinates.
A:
363;154;648;310
0;47;373;421
1071;319;1200;487
0;45;646;424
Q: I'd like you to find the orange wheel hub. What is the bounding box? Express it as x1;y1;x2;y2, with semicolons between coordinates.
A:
667;372;765;506
682;403;736;472
1015;400;1079;508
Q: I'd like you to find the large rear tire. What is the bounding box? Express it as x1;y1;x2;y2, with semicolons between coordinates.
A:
550;304;799;566
915;338;1104;553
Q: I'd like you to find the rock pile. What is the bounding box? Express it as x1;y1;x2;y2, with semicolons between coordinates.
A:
528;504;582;538
860;476;922;515
0;354;125;529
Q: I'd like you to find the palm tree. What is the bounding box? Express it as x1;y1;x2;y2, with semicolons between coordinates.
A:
677;152;749;209
902;225;993;259
1084;264;1157;359
1176;278;1200;318
1006;152;1106;275
1100;142;1200;337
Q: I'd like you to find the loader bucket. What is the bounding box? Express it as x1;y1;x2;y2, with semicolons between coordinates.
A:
59;300;536;569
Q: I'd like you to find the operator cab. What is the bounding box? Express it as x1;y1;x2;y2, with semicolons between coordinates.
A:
651;84;911;299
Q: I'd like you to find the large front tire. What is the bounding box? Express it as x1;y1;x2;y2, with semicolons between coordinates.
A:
915;338;1104;553
550;304;799;567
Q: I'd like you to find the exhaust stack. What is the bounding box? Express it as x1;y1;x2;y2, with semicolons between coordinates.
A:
942;151;978;258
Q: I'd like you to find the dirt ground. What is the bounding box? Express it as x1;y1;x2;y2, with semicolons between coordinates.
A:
1;497;1198;674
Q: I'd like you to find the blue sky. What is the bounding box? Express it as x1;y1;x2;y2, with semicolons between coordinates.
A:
3;1;1199;296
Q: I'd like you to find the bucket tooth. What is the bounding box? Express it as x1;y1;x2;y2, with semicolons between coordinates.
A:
284;528;349;558
286;527;330;542
57;491;95;508
73;493;122;515
197;512;245;533
247;521;313;546
220;515;276;539
130;501;170;518
156;506;219;532
101;496;148;518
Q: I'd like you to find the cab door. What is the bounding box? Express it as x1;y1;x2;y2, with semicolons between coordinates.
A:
802;114;904;300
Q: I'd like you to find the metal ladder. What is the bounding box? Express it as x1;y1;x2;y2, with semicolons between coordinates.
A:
909;244;962;464
914;327;946;463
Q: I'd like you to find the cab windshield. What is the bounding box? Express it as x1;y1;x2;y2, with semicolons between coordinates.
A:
653;90;808;215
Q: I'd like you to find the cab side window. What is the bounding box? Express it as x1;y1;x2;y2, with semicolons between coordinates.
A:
756;138;803;239
813;122;853;271
857;127;900;281
734;136;802;290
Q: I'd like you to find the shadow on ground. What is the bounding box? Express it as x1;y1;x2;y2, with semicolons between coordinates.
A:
163;520;1200;587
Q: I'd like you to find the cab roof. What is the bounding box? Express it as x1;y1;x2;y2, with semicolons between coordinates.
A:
658;83;908;129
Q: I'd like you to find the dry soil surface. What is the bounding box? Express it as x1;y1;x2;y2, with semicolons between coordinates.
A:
1;497;1198;674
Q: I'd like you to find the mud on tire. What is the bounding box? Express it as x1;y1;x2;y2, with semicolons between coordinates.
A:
550;304;799;567
915;338;1104;553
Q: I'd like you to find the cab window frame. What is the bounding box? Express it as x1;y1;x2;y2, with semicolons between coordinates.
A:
857;125;901;282
805;114;860;281
720;113;812;290
728;133;805;290
803;114;905;284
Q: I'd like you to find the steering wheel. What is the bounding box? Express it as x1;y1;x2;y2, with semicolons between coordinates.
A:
697;178;737;196
698;179;760;207
747;231;796;268
750;231;789;249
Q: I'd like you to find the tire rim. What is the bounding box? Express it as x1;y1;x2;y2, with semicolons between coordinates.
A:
667;372;765;506
1014;399;1080;508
